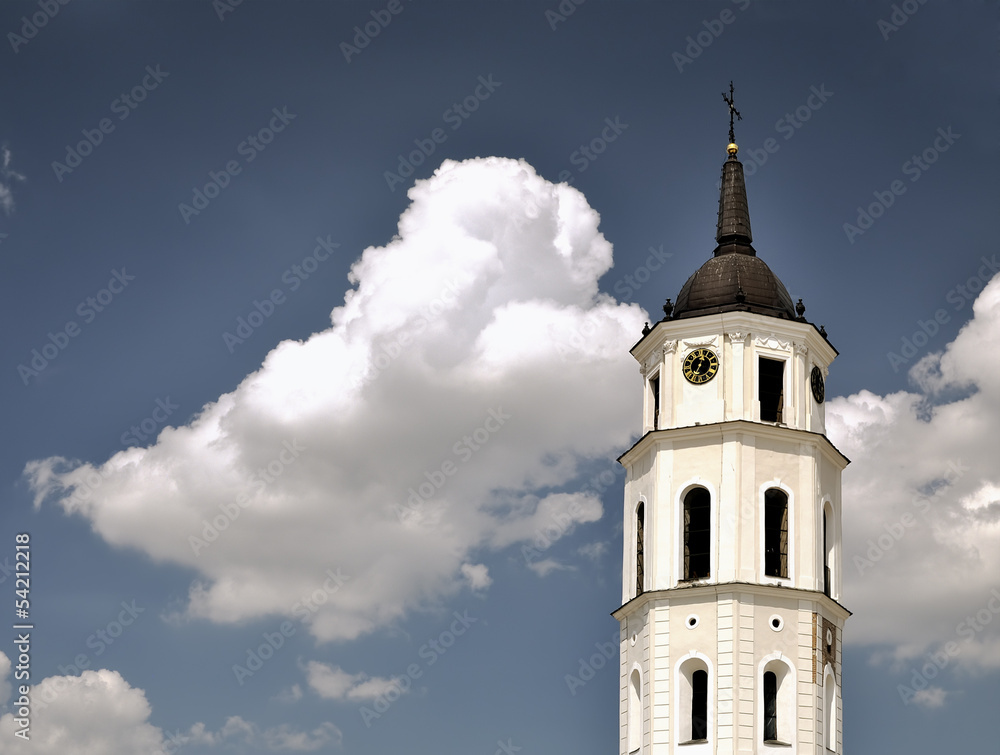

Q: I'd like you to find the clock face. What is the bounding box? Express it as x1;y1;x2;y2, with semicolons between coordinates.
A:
682;348;719;384
811;365;825;404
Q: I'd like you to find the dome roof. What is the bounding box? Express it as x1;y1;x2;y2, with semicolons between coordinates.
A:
673;245;796;319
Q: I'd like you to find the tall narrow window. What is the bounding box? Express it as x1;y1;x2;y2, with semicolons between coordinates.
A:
649;374;661;430
683;487;711;580
691;669;708;741
759;357;784;422
763;671;778;742
764;489;788;578
635;503;645;597
823;508;831;597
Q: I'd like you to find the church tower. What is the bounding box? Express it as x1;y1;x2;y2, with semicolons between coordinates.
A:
614;90;850;755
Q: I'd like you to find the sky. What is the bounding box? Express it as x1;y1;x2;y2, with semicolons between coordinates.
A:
0;1;997;753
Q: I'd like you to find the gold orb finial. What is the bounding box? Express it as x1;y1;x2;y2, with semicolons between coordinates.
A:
727;142;738;156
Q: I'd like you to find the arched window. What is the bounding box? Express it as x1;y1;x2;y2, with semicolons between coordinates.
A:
678;657;711;745
636;503;645;597
760;659;795;746
824;667;837;751
764;489;788;578
683;487;710;580
691;669;708;741
629;669;642;753
763;671;777;742
823;503;833;597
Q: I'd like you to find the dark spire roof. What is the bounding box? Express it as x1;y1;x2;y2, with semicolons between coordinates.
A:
671;145;795;321
715;153;753;247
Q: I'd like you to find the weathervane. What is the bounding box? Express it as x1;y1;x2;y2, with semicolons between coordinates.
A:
721;80;741;145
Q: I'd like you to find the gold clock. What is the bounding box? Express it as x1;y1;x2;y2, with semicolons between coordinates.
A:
682;348;719;384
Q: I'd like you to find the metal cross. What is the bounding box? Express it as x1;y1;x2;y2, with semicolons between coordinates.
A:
722;81;741;144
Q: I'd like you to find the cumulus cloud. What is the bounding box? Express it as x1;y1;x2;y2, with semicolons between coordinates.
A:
273;684;304;703
828;272;1000;673
0;651;11;707
0;669;174;753
527;558;571;577
187;715;341;751
0;145;25;215
304;661;404;701
578;541;608;561
460;562;492;590
24;156;645;643
0;668;340;754
910;687;949;709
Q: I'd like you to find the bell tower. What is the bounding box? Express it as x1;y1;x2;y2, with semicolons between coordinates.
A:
614;89;850;755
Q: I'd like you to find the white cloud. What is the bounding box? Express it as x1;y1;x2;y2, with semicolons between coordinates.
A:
25;157;645;642
187;715;341;751
0;145;25;215
828;272;1000;673
304;661;403;701
0;651;11;707
527;558;571;577
578;541;608;561
273;684;304;703
0;667;339;754
0;669;166;753
258;721;342;751
911;687;949;709
460;562;492;590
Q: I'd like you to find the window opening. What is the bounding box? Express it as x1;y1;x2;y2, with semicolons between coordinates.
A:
759;357;784;422
683;488;711;580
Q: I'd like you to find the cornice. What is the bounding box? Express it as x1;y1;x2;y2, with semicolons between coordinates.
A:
617;419;850;469
612;581;852;622
630;311;838;365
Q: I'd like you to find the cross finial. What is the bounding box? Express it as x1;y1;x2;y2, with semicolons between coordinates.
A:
722;81;742;145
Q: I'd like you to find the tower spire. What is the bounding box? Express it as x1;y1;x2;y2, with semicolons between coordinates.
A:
716;81;753;251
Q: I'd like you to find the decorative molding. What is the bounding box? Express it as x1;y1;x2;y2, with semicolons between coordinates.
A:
754;334;792;352
726;331;747;344
681;335;720;350
794;341;810;357
662;340;678;355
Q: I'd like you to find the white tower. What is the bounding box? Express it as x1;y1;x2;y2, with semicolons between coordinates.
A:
614;127;850;755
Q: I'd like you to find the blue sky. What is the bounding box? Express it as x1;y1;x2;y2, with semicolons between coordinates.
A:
1;1;998;753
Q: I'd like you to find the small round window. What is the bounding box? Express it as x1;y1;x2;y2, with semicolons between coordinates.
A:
686;614;699;629
769;615;784;632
